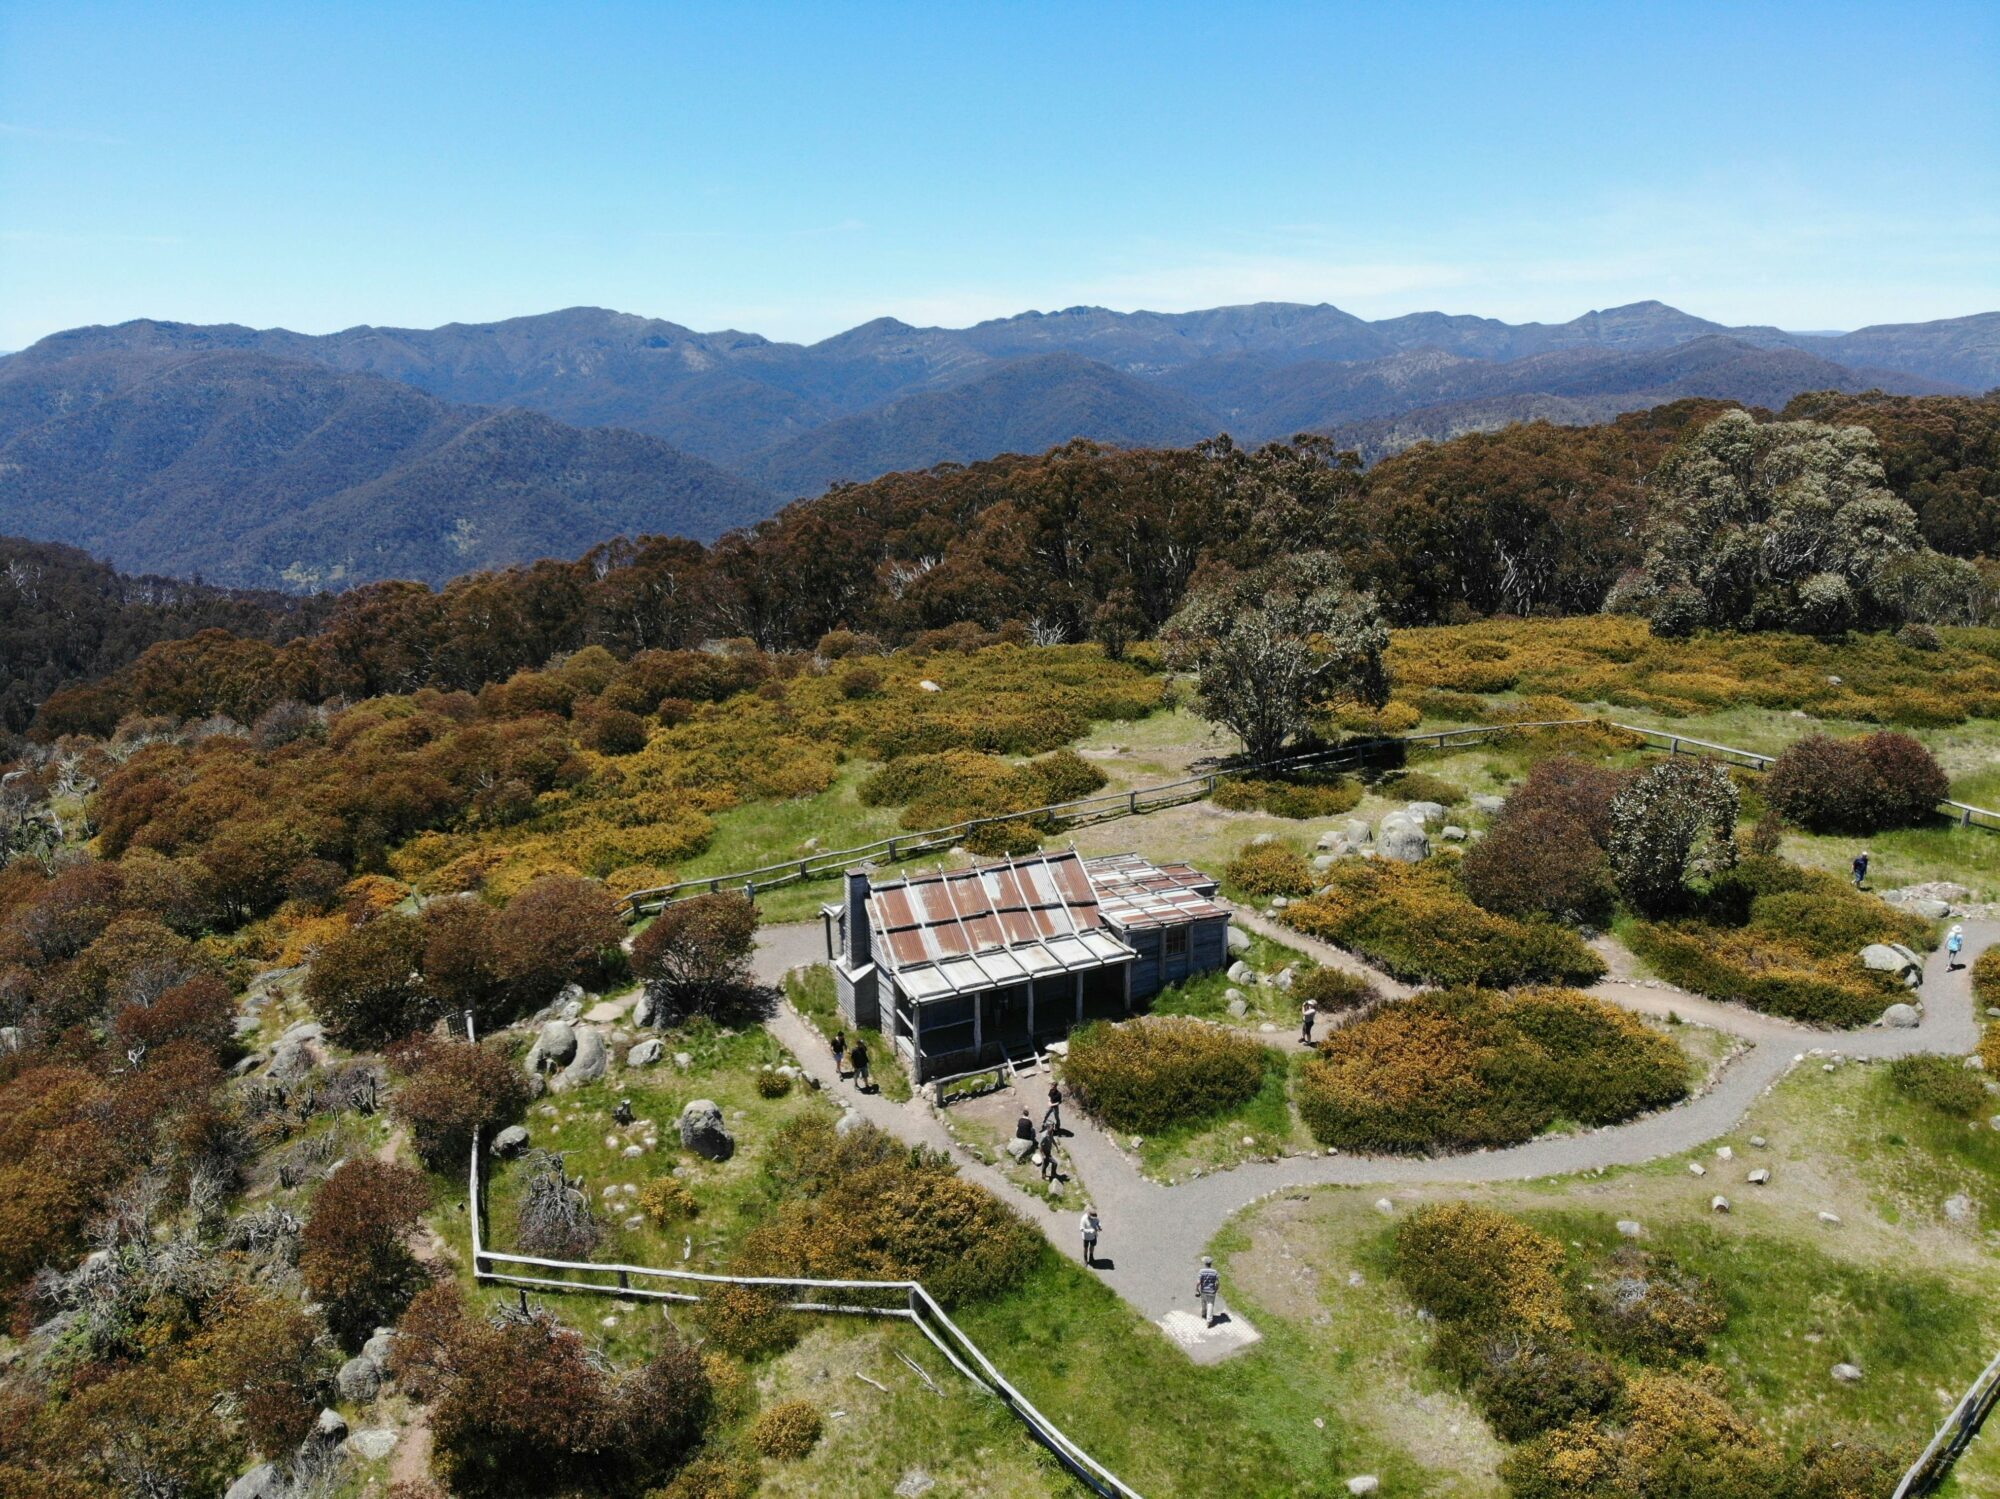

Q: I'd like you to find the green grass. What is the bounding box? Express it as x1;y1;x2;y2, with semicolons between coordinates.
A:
1148;930;1308;1026
1133;1046;1308;1179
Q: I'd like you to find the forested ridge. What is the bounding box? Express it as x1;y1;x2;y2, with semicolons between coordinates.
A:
19;389;2000;743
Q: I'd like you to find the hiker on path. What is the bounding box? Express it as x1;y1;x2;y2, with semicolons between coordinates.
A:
1014;1108;1037;1144
1948;924;1966;971
1045;1080;1063;1134
1852;850;1870;889
1039;1123;1061;1181
831;1029;847;1077
849;1038;872;1092
1081;1207;1101;1267
1196;1256;1221;1327
1300;998;1317;1045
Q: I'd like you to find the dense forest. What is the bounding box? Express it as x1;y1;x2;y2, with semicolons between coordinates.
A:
17;390;2000;742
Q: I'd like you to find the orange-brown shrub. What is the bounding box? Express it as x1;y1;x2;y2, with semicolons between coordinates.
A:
1064;1016;1271;1133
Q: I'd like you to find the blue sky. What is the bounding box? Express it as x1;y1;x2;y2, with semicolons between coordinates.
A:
3;1;1996;351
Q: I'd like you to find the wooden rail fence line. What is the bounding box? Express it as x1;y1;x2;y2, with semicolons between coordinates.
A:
460;1013;1141;1499
620;717;2000;916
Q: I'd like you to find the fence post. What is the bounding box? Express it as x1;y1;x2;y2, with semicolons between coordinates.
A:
1128;790;1137;813
1669;738;1679;756
709;878;719;894
799;859;809;880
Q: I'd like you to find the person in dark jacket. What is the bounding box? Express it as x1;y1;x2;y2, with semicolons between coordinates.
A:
831;1029;847;1077
849;1038;872;1092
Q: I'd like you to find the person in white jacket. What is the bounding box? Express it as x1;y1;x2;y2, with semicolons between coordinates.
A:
1080;1207;1101;1267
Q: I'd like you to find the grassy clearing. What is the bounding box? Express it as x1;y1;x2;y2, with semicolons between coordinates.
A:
1148;929;1309;1027
1133;1046;1309;1179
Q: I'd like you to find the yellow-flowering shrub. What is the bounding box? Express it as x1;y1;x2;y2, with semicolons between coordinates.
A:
1064;1016;1271;1133
748;1400;822;1461
1222;840;1315;897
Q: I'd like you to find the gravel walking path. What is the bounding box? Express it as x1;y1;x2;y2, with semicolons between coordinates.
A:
751;915;1995;1362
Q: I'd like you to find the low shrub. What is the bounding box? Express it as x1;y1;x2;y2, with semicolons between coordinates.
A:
388;1035;532;1171
1888;1053;1989;1117
1392;1203;1571;1333
1502;756;1626;846
637;1176;699;1227
653;1455;761;1499
748;1400;822;1461
1381;769;1465;806
1625;922;1897;1028
1222;840;1315;897
1298;988;1687;1153
754;1070;792;1098
736;1116;1040;1307
1064;1016;1271;1134
1434;1328;1622;1442
1292;965;1380;1014
963;818;1044;857
1212;773;1362;819
1284;860;1606;988
1977;946;2000;1009
1583;1247;1725;1363
695;1283;799;1358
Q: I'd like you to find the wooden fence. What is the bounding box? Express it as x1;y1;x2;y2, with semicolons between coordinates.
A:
462;1013;1141;1498
1894;1345;2000;1497
620;716;2000;916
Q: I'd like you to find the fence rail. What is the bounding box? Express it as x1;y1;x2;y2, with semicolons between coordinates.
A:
620;716;2000;916
1894;1345;2000;1497
461;1012;1140;1498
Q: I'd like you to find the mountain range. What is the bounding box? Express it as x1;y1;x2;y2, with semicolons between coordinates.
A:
2;299;1993;588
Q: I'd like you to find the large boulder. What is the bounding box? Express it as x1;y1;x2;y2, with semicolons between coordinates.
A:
679;1099;735;1161
1376;813;1431;864
0;1025;21;1054
627;1038;664;1067
633;988;659;1028
361;1328;398;1367
336;1354;382;1403
1339;817;1372;846
224;1463;288;1499
314;1408;349;1443
347;1429;400;1461
1225;925;1252;956
1226;960;1255;984
1860;944;1924;988
527;1019;578;1073
553;1028;607;1091
491;1125;530;1157
1403;800;1448;827
1880;1002;1920;1029
1471;793;1507;816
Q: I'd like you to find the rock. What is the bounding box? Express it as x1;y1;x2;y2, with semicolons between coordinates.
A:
554;1027;608;1090
1711;1196;1730;1213
1227;997;1249;1019
1747;1169;1771;1185
1861;944;1924;989
1273;966;1296;990
490;1124;530;1157
1312;853;1338;872
1270;895;1290;910
1225;987;1246;1003
1374;1197;1394;1215
679;1099;735;1160
1909;898;1952;920
1616;1219;1644;1238
633;988;658;1027
278;1019;324;1048
1832;1362;1863;1384
1006;1137;1035;1162
224;1463;287;1499
0;1025;20;1053
1227;960;1255;984
267;1041;315;1081
1347;1479;1381;1497
917;679;941;693
1750;1135;1767;1148
1047;1039;1069;1058
1259;1022;1277;1033
314;1407;349;1442
347;1428;400;1461
1688;1162;1706;1176
895;1470;937;1498
362;1328;397;1366
1471;793;1507;815
1046;1179;1065;1199
1440;825;1467;842
627;1038;664;1067
1714;1145;1733;1161
674;1051;693;1069
1376;814;1430;864
1880;1002;1921;1029
232;1014;261;1038
1226;925;1252;955
1945;1193;1975;1223
1818;1211;1843;1225
1249;832;1276;847
336;1354;381;1402
1826;674;1844;687
231;1053;265;1077
529;1019;578;1071
1339;817;1372;846
834;1110;864;1137
1404;801;1448;827
1316;829;1345;851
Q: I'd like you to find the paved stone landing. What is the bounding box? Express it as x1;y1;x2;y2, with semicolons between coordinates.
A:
1156;1308;1263;1364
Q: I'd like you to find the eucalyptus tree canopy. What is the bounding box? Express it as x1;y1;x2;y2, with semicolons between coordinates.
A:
1162;552;1389;764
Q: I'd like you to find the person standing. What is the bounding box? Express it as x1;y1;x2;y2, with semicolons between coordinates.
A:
1196;1255;1221;1326
1080;1206;1101;1267
849;1038;871;1092
1045;1079;1063;1135
1039;1123;1060;1181
1852;850;1871;889
831;1029;847;1078
1300;997;1318;1045
1947;923;1966;971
